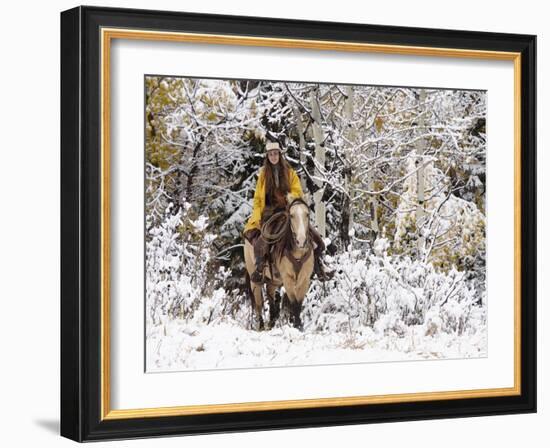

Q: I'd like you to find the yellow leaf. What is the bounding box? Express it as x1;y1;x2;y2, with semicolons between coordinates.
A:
375;116;384;132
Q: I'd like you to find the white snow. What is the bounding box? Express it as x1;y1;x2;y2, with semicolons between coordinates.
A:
145;218;487;372
146;318;487;372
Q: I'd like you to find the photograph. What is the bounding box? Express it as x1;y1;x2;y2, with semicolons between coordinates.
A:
144;75;488;372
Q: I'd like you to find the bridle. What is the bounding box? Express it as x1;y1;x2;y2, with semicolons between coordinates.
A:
284;197;313;276
286;197;311;250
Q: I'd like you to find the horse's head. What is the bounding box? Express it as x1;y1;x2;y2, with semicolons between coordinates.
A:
287;196;310;249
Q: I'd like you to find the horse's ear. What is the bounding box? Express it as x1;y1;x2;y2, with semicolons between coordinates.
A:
303;191;312;206
286;193;294;204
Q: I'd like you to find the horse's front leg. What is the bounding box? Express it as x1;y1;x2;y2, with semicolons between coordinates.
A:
291;299;303;331
251;281;265;331
290;256;314;332
281;264;308;331
283;289;303;332
265;284;280;329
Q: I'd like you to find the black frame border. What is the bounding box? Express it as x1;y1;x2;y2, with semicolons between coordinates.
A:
61;5;536;442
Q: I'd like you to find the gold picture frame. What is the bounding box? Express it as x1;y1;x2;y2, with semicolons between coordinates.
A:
61;5;536;442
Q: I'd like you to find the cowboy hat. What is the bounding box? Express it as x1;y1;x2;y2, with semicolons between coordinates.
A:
265;141;282;152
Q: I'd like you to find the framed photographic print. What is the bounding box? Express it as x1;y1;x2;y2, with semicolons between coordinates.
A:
60;5;537;442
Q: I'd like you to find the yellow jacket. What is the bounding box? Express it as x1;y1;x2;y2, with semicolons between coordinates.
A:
244;166;304;234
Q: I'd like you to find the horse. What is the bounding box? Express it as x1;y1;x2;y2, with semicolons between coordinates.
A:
244;196;314;331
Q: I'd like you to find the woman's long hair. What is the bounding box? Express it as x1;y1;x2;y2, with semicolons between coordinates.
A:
263;152;290;208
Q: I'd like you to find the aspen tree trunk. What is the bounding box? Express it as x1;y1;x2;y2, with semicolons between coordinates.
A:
416;89;426;259
369;143;380;241
310;88;326;238
341;85;354;247
293;105;307;193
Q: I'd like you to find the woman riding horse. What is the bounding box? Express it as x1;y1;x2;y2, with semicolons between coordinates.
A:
243;140;329;283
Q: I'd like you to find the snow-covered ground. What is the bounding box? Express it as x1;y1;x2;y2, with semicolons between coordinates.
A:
146;318;487;372
146;219;488;373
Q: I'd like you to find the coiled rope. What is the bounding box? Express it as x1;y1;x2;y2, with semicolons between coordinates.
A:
260;211;289;244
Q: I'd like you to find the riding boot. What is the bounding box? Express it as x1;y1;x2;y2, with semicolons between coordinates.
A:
308;225;326;252
313;247;332;281
251;236;269;283
309;225;333;281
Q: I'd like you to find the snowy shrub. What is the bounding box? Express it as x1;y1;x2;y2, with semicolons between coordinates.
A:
146;203;251;328
303;248;486;338
146;203;217;326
